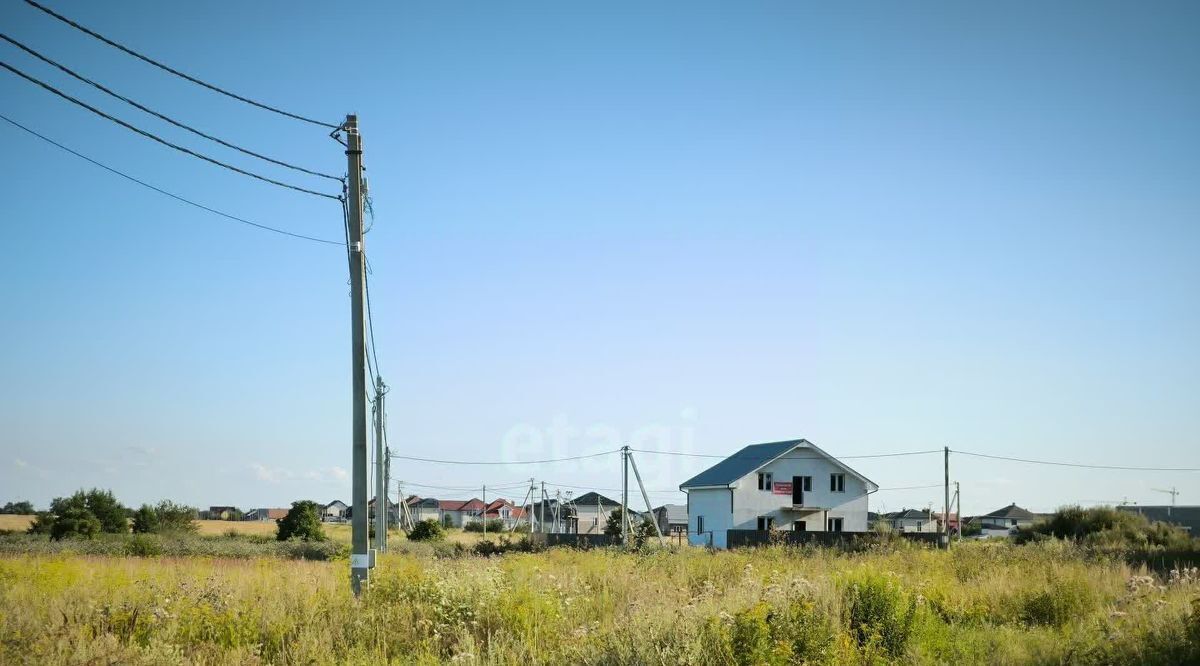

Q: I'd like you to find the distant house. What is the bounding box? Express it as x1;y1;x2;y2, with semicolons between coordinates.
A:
245;508;288;521
484;498;526;528
405;496;442;524
204;506;239;521
322;500;348;522
1118;505;1200;535
653;504;689;536
680;439;878;549
367;498;400;525
965;503;1040;537
884;509;938;533
439;498;485;527
569;492;623;535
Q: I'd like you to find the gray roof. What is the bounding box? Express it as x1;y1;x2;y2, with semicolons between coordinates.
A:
886;509;934;520
679;440;803;489
572;492;622;507
678;439;878;490
982;503;1037;520
654;504;688;523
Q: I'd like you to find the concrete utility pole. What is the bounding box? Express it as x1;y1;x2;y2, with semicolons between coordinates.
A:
621;445;630;545
346;114;369;595
627;449;664;546
943;446;951;551
540;482;547;534
374;375;387;554
528;478;535;533
955;481;961;543
482;485;487;539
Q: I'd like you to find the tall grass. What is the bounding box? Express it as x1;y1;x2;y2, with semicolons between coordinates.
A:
0;541;1197;664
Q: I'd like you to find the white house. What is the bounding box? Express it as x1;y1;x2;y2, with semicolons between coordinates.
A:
680;439;878;549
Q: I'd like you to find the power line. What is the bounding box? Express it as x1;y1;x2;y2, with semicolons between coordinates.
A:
364;263;383;382
876;483;944;491
0;33;340;182
1;60;340;200
628;451;945;460
22;0;338;130
0;112;344;246
953;449;1200;473
543;481;683;495
390;450;620;466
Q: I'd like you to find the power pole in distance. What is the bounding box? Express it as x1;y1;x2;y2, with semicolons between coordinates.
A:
942;446;951;551
345;114;369;595
374;375;387;554
621;445;630;545
955;481;961;543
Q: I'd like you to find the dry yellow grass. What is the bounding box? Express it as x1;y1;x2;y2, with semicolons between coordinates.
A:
192;519;487;545
0;514;33;531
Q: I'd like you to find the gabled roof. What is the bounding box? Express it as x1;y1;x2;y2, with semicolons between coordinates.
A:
678;439;878;490
572;492;622;507
324;500;347;509
654;504;688;523
439;498;484;512
982;503;1037;520
887;508;934;520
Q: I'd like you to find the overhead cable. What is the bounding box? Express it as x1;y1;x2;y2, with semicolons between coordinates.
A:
391;451;624;465
0;113;343;245
22;0;339;129
0;61;340;200
630;448;943;461
0;33;340;181
953;449;1200;472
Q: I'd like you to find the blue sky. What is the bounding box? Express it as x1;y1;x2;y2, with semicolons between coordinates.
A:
1;1;1196;515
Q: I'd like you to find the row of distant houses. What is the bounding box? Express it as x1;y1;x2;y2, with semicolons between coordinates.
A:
202;437;1195;549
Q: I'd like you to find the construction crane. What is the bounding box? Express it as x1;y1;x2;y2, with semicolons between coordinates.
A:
1152;487;1180;507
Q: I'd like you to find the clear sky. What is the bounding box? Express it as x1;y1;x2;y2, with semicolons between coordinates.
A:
1;1;1197;515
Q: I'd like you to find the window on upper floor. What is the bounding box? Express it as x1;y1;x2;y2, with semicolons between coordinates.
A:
799;476;812;492
830;473;845;493
758;472;773;491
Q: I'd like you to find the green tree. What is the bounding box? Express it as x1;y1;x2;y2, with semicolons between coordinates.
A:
154;500;198;533
276;501;326;542
50;507;102;540
131;504;160;534
1;501;35;514
603;507;658;545
26;511;55;535
50;489;128;534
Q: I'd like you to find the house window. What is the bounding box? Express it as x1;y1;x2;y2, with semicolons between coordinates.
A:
827;517;844;532
696;516;704;535
756;516;775;531
830;473;845;493
794;520;806;532
800;476;812;492
758;472;773;491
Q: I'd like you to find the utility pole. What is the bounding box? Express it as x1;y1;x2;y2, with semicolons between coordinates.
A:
627;449;665;546
346;114;369;596
621;445;630;545
528;478;535;533
374;375;387;554
955;481;961;543
943;446;950;551
540;481;547;533
482;485;487;539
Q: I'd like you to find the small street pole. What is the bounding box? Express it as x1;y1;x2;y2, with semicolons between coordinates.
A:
943;446;951;551
345;114;369;596
528;478;535;533
374;375;387;554
621;445;630;545
955;481;962;543
482;485;487;539
540;481;547;533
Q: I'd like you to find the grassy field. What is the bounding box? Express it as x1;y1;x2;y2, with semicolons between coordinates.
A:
0;514;33;532
1;540;1197;664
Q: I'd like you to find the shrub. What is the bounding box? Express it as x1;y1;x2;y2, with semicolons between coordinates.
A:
731;603;775;665
408;519;445;542
842;570;917;659
1017;505;1194;551
49;489;128;534
276;501;326;542
131;504;159;534
1018;577;1095;627
49;507;102;540
463;519;505;533
124;534;163;557
26;512;55;535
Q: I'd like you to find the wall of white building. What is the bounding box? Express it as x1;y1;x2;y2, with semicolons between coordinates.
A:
687;488;732;548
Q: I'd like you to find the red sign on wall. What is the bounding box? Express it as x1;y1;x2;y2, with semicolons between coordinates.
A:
772;482;792;495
